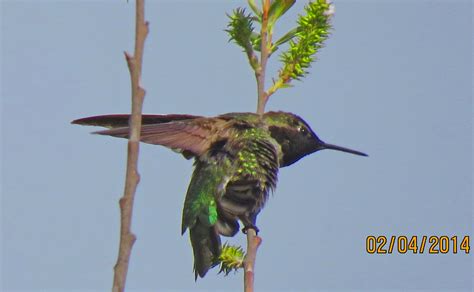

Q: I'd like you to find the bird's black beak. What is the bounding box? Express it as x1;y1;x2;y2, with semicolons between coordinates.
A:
319;142;368;157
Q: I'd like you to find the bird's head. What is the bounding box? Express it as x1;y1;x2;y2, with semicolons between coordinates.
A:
263;111;367;167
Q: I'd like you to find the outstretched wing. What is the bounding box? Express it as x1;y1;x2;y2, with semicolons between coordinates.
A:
72;114;228;157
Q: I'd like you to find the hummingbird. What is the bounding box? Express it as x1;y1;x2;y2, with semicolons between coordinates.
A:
72;111;367;278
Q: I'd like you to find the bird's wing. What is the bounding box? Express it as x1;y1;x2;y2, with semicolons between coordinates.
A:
181;160;230;278
72;114;202;128
72;114;225;157
95;119;218;156
181;161;229;234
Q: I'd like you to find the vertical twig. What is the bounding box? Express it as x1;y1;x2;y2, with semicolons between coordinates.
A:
256;0;271;115
112;0;149;291
245;3;270;291
244;229;262;292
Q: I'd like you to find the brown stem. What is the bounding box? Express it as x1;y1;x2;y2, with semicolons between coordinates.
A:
245;2;270;289
256;0;271;115
244;229;262;292
112;0;149;291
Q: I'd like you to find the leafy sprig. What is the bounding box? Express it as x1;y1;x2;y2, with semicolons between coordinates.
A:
278;1;333;82
226;0;334;112
226;8;259;70
217;243;245;276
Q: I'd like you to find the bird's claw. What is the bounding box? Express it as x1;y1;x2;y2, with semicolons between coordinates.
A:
242;225;259;235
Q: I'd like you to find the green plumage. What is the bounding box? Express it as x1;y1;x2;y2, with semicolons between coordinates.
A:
181;123;280;278
181;159;229;279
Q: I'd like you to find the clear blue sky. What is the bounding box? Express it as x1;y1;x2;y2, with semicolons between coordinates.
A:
2;1;472;291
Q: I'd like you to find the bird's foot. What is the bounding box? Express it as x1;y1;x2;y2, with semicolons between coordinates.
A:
242;225;259;235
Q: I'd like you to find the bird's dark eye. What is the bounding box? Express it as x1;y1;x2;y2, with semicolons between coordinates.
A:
299;126;308;135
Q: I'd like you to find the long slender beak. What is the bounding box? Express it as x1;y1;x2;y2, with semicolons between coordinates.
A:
321;142;368;157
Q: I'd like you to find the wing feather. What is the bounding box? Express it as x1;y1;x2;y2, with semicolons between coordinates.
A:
71;114;202;128
94;119;223;156
73;113;215;156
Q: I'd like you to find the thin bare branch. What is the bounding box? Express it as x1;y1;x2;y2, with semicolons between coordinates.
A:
244;229;262;292
112;0;149;291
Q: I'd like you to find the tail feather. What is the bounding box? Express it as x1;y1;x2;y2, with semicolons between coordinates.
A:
189;220;221;279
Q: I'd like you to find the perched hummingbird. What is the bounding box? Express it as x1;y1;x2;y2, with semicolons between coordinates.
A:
72;111;367;278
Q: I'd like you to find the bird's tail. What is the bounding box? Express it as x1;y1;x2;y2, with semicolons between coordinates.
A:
189;219;221;279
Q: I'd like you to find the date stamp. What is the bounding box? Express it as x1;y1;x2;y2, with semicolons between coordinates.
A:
366;235;470;254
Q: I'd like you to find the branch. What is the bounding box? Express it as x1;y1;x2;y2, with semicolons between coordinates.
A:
244;1;270;289
244;229;262;292
255;0;271;115
112;0;149;291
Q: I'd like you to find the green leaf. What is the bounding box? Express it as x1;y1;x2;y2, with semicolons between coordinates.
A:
250;32;261;52
272;27;298;52
268;0;296;25
247;0;262;21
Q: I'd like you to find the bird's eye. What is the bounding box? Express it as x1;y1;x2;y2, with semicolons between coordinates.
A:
299;126;308;135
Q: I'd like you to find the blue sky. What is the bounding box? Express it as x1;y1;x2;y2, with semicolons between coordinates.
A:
2;1;472;291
